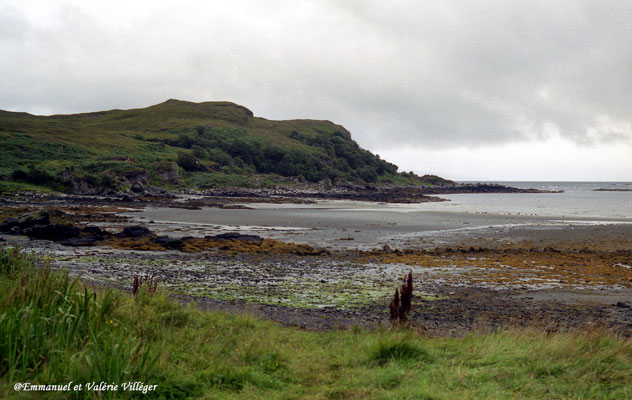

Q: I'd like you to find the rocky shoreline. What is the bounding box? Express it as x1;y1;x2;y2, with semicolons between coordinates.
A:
594;188;632;192
1;180;560;211
181;181;560;203
1;192;630;337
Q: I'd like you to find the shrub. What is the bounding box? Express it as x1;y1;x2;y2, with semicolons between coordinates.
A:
177;153;208;172
11;168;71;192
191;145;207;159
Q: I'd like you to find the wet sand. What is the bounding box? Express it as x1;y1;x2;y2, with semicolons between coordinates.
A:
2;198;631;335
132;201;632;251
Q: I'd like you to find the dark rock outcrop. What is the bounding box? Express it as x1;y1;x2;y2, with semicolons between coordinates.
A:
0;211;111;245
58;237;100;246
0;210;50;232
23;224;81;241
60;170;104;195
115;226;151;238
158;162;179;185
82;226;107;237
153;235;185;249
205;232;264;245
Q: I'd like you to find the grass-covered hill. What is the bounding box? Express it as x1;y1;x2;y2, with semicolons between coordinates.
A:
0;99;450;194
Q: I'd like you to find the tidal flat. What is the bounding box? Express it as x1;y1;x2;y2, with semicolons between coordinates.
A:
1;195;631;336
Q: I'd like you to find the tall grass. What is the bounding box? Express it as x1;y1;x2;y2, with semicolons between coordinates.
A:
0;248;159;397
1;246;631;399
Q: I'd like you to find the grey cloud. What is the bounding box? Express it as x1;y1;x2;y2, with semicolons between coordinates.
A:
0;0;630;150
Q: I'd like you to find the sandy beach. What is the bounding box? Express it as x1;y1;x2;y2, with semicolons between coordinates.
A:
132;200;632;251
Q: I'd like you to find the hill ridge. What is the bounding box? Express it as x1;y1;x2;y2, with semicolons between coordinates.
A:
0;99;447;194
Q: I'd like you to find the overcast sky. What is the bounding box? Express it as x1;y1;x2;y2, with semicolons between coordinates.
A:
1;0;631;181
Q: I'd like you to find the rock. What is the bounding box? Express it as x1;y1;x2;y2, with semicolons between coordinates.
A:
115;225;151;238
48;209;66;218
206;232;264;245
23;224;81;241
60;169;113;195
158;162;179;184
0;210;50;232
220;204;254;210
59;237;99;246
123;170;149;187
82;226;107;237
615;302;630;308
153;235;185;249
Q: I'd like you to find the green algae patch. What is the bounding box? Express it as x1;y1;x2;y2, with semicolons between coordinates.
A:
48;250;453;311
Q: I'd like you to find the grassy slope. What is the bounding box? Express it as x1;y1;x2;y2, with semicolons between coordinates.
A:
1;248;631;399
0;100;448;192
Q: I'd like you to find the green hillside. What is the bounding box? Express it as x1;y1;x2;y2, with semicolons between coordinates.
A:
0;99;447;193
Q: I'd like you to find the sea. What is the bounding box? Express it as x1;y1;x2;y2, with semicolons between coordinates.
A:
236;181;632;221
421;181;632;220
136;181;631;250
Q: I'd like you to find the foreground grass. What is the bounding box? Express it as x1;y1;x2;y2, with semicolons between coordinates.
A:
0;248;630;399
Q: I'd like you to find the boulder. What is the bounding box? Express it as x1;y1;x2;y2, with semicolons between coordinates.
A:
23;224;81;241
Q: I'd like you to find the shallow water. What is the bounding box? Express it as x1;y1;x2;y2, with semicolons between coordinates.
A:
440;181;632;219
133;182;632;251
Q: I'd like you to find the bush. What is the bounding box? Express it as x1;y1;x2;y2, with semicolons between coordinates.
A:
11;168;71;192
177;153;208;172
207;148;233;166
191;145;207;159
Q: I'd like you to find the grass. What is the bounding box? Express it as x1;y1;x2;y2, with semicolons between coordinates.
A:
0;181;54;195
0;100;451;192
0;247;631;399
